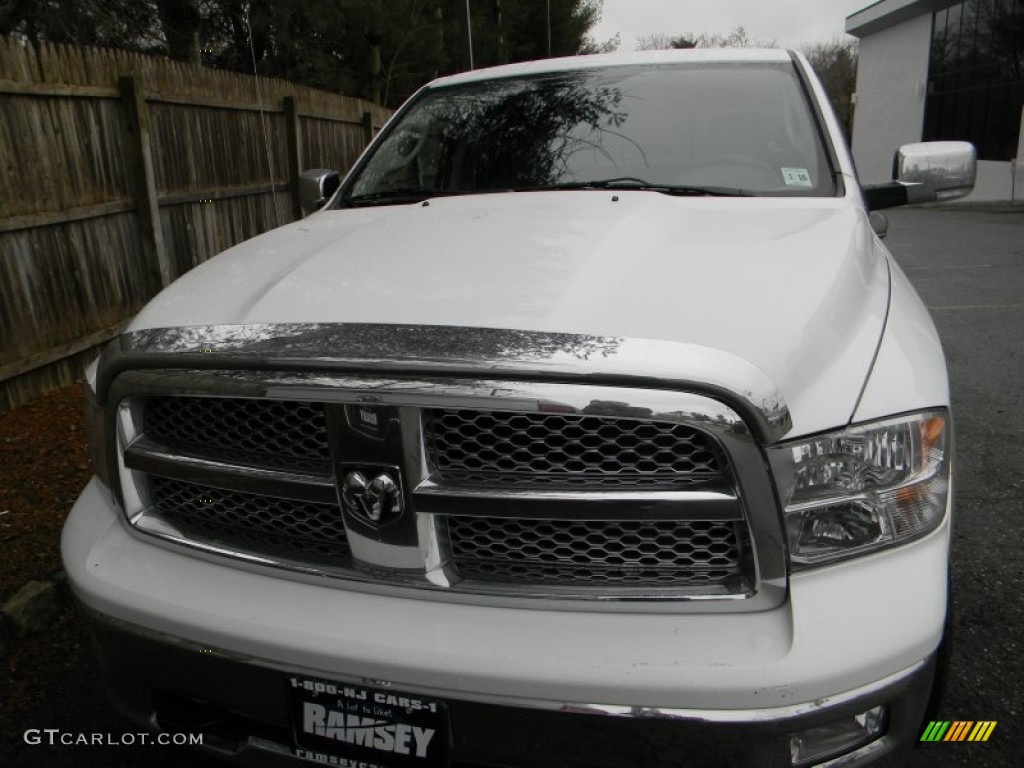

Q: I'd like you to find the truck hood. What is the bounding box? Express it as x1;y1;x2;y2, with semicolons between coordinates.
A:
130;191;888;438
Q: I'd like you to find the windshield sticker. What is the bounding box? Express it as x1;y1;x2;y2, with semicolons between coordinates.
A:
782;168;813;187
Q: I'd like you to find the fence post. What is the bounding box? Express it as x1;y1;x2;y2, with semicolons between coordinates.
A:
120;75;171;290
284;96;303;219
361;111;374;147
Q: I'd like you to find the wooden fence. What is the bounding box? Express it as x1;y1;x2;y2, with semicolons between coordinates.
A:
0;35;391;412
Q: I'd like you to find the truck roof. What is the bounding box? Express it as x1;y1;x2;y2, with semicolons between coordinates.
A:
429;48;795;89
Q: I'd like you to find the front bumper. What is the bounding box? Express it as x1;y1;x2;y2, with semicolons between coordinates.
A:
84;608;935;768
64;478;949;767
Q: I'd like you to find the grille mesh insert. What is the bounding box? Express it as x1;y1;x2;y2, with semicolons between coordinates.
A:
447;516;742;586
148;477;348;559
144;397;329;468
425;409;725;487
136;395;749;596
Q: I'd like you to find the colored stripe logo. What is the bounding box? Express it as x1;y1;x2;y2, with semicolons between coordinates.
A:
920;721;997;742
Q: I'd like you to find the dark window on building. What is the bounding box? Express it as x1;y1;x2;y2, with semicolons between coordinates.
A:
925;0;1024;160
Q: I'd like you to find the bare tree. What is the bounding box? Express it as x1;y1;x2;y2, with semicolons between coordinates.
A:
635;32;694;50
156;0;202;64
695;26;776;49
803;37;858;142
581;31;621;54
0;0;164;51
636;25;775;51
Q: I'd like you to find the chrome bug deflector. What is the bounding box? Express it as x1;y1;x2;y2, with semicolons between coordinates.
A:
98;323;792;442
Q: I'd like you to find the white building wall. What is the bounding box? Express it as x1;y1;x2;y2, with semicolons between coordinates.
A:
849;1;1021;202
969;106;1024;202
850;13;934;184
971;161;1016;202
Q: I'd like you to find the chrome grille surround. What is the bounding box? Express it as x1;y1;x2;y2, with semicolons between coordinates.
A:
108;365;786;613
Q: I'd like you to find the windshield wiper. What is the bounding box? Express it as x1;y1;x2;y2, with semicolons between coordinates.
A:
343;188;524;207
519;177;753;197
549;176;656;189
345;178;753;207
657;184;753;197
343;188;439;207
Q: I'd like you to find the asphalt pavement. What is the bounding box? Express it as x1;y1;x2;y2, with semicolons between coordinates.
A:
1;205;1021;768
878;206;1023;768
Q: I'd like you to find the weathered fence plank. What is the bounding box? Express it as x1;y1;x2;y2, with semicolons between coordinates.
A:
0;212;150;370
0;323;125;382
120;74;171;290
0;35;391;412
0;79;120;98
284;96;303;219
158;181;291;206
0;199;136;234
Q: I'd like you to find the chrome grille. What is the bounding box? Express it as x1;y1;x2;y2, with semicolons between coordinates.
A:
113;369;781;609
447;516;744;586
148;477;348;560
424;409;725;487
144;396;329;468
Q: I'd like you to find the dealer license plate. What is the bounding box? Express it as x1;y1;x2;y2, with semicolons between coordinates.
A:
290;676;449;768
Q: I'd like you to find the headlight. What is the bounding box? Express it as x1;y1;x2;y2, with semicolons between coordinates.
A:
770;410;950;568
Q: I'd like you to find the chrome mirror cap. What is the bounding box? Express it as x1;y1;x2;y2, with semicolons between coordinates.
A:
895;141;977;203
298;168;341;214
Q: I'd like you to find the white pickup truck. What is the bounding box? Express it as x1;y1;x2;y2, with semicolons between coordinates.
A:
64;49;975;767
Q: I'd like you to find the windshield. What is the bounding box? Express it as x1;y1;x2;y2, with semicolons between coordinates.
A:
343;61;836;204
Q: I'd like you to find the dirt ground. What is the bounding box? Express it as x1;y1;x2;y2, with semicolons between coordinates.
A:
0;383;90;601
0;384;90;729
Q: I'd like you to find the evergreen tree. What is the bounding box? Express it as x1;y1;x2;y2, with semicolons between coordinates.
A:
0;0;605;108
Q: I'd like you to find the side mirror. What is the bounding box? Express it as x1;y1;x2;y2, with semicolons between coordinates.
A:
863;141;976;211
869;211;888;239
299;169;341;214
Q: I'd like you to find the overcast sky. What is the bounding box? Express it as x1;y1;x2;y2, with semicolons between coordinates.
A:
590;0;873;51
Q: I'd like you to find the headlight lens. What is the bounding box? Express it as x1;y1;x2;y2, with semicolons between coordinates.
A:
770;410;949;567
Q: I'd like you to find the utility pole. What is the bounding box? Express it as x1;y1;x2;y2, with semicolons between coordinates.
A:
433;1;445;79
494;0;505;63
464;0;475;70
546;0;552;57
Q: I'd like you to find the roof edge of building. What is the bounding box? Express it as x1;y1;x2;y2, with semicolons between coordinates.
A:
846;0;957;38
